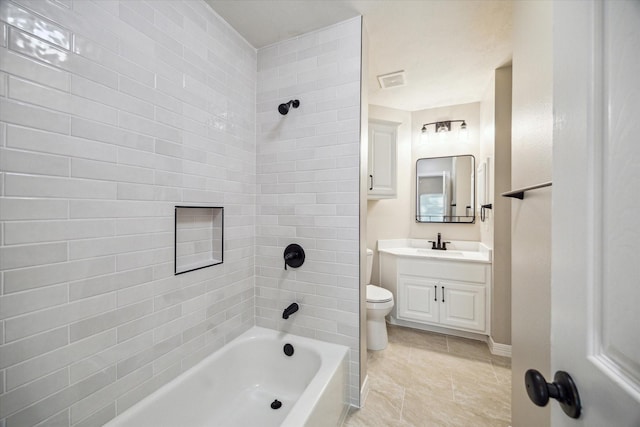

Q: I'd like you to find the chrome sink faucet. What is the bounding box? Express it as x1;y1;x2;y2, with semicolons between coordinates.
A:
429;233;451;250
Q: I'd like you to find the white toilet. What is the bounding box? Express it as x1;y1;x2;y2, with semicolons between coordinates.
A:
366;248;394;350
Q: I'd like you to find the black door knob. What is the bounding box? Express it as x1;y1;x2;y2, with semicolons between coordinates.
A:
525;369;581;419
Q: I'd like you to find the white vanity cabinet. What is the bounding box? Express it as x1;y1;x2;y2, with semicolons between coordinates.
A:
399;276;486;332
378;241;492;337
367;120;398;199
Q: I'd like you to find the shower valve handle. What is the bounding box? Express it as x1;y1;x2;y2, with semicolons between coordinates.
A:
283;244;305;270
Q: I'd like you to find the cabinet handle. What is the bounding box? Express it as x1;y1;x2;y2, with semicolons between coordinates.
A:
442;286;445;303
369;174;373;191
434;285;437;301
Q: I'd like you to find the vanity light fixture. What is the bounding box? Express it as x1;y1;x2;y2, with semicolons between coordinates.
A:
420;120;468;142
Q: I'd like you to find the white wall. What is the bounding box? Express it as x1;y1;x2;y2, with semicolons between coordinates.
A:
254;17;362;405
479;77;496;247
0;1;257;426
366;103;481;286
493;67;512;347
511;1;553;426
480;66;513;347
366;105;411;285
410;102;482;241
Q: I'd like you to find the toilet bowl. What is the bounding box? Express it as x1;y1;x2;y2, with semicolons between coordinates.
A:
366;249;394;350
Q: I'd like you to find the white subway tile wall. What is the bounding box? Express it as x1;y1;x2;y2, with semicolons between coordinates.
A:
0;1;257;426
255;17;363;405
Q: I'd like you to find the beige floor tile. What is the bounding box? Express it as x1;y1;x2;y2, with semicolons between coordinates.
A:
452;380;511;421
369;341;412;363
408;346;455;370
352;325;512;427
344;386;404;426
366;375;405;412
450;357;498;385
344;405;402;427
388;325;448;352
446;336;493;361
373;358;453;397
401;388;483;427
492;362;512;385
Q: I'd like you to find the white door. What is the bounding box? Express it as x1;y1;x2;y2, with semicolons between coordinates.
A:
551;1;640;425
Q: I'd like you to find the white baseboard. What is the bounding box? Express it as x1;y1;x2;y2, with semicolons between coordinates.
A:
489;336;512;357
388;316;487;342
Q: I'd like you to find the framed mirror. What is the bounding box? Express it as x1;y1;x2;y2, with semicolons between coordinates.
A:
416;155;475;223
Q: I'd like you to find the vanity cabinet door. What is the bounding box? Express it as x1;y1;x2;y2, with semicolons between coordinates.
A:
397;276;439;323
439;282;485;332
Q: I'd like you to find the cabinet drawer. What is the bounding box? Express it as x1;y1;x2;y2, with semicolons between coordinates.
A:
398;259;487;283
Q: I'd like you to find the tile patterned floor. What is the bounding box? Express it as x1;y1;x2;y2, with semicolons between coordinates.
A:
343;325;511;427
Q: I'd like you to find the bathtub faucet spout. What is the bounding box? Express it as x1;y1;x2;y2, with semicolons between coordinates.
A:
282;303;299;319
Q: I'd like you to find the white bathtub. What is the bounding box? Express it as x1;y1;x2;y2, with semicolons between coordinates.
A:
104;327;350;427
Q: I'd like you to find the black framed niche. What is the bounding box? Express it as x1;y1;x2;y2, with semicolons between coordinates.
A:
174;206;223;275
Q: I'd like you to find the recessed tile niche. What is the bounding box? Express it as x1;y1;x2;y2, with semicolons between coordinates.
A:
175;206;223;275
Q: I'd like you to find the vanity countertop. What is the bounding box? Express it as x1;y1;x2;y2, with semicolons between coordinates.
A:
377;239;492;264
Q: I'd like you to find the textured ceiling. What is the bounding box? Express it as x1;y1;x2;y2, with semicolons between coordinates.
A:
206;0;513;111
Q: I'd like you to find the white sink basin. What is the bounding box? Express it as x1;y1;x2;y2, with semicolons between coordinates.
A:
377;239;492;263
417;249;464;257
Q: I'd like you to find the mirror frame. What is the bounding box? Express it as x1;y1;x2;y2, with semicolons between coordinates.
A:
415;155;476;224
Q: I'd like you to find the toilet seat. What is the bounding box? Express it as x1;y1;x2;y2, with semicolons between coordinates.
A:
366;285;393;303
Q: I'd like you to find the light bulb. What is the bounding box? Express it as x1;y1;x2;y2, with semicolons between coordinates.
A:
420;125;428;142
459;121;468;142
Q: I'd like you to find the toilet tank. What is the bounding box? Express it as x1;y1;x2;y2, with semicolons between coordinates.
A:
366;248;373;284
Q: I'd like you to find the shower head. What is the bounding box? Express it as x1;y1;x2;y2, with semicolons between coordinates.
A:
278;99;300;115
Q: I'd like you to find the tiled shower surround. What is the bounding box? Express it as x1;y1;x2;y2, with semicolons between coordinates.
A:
0;1;362;425
255;17;362;404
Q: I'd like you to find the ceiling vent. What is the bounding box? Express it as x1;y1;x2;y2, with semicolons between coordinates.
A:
377;70;406;89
